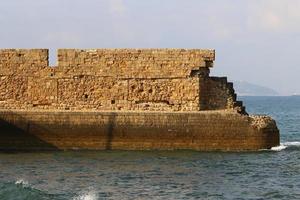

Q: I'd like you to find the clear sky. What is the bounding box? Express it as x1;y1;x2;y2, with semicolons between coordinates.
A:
1;0;299;95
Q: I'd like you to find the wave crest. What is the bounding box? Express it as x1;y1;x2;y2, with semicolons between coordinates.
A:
73;190;98;200
271;141;300;151
0;180;56;200
15;179;29;187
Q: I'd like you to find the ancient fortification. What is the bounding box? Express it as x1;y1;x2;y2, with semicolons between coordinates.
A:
0;49;279;151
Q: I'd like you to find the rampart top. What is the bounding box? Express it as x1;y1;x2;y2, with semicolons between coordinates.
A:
0;49;214;78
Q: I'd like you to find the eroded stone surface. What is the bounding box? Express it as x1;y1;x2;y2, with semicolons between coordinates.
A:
0;48;280;151
250;115;278;130
0;110;280;151
0;49;244;112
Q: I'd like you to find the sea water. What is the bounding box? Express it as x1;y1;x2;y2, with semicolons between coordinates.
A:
0;96;299;200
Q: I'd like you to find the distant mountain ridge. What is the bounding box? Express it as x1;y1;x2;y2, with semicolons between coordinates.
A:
233;81;279;96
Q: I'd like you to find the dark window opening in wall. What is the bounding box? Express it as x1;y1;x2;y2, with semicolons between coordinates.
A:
84;94;89;99
111;100;115;104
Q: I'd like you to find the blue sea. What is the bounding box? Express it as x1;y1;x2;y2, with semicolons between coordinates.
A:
0;96;299;200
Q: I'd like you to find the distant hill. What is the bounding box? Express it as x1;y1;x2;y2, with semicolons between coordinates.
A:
233;81;279;96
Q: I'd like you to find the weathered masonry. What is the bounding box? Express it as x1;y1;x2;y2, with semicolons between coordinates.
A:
0;49;243;112
0;49;279;151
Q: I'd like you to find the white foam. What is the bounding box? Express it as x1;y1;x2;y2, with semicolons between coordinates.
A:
15;179;29;187
73;190;98;200
270;141;300;151
271;145;287;151
282;141;300;146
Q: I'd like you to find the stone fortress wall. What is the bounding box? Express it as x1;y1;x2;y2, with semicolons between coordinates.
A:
0;49;280;151
0;49;244;113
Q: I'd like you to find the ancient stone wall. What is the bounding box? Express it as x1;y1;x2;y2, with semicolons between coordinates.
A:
0;49;280;151
0;49;48;76
56;49;214;78
200;77;245;113
0;49;244;112
0;110;279;151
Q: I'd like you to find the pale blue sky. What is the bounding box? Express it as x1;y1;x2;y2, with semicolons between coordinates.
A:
1;0;300;95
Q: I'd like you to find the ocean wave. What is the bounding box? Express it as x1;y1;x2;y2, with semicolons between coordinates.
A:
15;179;29;187
282;141;300;146
73;189;98;200
0;180;57;200
270;145;287;151
270;141;300;151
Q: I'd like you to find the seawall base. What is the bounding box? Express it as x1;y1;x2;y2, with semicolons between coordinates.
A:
0;110;279;151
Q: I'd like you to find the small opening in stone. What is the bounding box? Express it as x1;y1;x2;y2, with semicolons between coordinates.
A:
84;94;89;99
111;100;115;104
148;89;153;93
49;48;56;66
